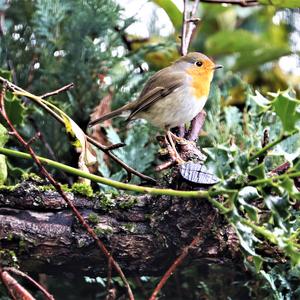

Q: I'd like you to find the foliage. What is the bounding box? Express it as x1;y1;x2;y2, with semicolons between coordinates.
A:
0;0;300;299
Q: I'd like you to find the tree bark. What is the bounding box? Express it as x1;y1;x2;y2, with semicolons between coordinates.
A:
0;176;240;276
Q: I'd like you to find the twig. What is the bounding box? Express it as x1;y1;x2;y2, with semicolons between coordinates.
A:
180;0;200;56
0;266;35;300
0;146;214;198
4;267;55;300
250;130;297;161
200;0;259;6
40;83;74;99
0;83;135;300
0;76;155;183
258;128;269;164
148;212;216;300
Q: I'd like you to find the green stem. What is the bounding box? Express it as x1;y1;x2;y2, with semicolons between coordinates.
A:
249;171;300;186
240;219;277;244
0;146;215;198
249;130;297;162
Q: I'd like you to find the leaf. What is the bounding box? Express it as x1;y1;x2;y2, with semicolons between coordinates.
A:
152;0;182;31
205;30;291;70
5;94;27;126
62;114;96;167
234;221;263;268
0;124;8;184
271;92;300;133
0;155;7;184
238;186;260;222
206;30;261;55
250;91;270;109
259;0;300;8
249;163;266;179
0;123;8;147
279;177;300;201
234;45;290;71
265;194;291;228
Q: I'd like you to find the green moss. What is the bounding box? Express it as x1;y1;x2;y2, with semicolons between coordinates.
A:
72;182;93;197
38;185;55;192
122;223;136;233
0;249;18;266
0;184;19;192
22;172;43;182
98;193;116;210
94;225;114;235
119;197;138;209
88;213;99;224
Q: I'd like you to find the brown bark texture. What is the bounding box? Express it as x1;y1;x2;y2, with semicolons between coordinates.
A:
0;175;240;276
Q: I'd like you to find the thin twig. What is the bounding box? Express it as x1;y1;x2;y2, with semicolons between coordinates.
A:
148;213;216;300
0;76;155;183
4;267;55;300
0;84;135;300
0;266;35;300
200;0;259;6
250;130;297;161
40;83;74;99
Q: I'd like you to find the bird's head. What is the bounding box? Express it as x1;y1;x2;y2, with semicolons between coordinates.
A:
174;52;222;79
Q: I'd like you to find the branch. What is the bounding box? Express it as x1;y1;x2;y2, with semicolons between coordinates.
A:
0;180;240;276
0;267;35;300
181;0;200;56
0;84;134;300
0;76;155;183
200;0;259;6
40;83;74;99
4;267;54;300
0;146;212;198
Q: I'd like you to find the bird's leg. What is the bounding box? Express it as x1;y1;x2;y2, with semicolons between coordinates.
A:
169;131;195;147
166;131;185;164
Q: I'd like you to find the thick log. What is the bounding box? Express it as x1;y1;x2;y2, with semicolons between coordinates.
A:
0;177;240;276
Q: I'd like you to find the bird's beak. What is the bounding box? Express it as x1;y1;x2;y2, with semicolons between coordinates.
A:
213;64;223;70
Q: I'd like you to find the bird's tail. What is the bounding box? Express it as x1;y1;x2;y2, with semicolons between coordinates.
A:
88;106;130;127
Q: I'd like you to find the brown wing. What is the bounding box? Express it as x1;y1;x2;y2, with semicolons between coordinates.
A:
128;69;185;120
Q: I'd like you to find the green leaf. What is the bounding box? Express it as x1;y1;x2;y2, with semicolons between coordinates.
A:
265;194;291;228
249;163;265;179
234;45;290;71
0;124;8;184
205;30;291;70
238;187;260;222
206;30;261;55
0;155;7;184
259;0;300;8
250;91;270;109
271;92;300;133
279;176;300;201
5;94;26;127
152;0;182;31
0;123;8;147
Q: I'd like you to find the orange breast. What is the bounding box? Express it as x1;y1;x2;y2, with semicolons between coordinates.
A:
186;68;213;100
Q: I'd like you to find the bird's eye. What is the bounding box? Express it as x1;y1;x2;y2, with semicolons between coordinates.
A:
195;61;203;67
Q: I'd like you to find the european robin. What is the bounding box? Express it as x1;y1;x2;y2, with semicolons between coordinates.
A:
89;52;222;163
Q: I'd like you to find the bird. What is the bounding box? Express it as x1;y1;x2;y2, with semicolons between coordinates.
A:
89;52;222;163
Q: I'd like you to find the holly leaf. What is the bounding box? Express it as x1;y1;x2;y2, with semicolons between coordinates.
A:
5;94;26;126
271;92;300;133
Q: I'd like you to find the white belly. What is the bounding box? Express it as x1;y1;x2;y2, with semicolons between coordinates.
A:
136;87;207;129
